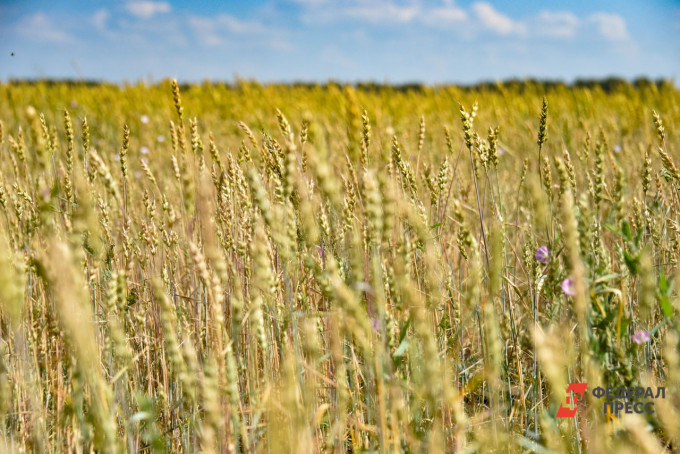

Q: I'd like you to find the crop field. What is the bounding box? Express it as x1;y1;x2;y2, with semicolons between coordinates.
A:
0;79;679;452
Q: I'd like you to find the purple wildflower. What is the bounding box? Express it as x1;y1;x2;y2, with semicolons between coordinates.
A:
140;146;150;155
613;145;622;153
498;147;506;156
535;246;550;263
140;115;150;124
315;245;325;260
632;330;650;345
561;278;575;296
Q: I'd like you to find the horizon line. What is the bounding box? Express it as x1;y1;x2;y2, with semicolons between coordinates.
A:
1;75;677;89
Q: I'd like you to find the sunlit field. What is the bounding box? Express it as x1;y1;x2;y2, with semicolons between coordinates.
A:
0;79;679;452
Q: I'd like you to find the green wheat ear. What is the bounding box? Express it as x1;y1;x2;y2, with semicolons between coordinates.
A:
537;97;548;148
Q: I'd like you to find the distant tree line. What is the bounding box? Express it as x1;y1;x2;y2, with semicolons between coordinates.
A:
4;76;675;93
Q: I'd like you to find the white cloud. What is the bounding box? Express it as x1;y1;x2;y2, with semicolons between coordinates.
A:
290;0;328;5
429;2;467;24
299;1;592;39
299;0;422;24
188;17;223;45
189;15;269;46
217;15;267;34
85;8;188;49
588;12;629;41
126;1;172;19
344;2;421;23
211;2;631;50
536;11;579;38
471;2;526;36
92;9;110;31
17;12;74;43
300;0;470;26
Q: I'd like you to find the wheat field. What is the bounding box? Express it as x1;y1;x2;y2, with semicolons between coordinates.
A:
0;79;679;452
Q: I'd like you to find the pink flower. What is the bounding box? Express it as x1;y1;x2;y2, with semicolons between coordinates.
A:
535;246;550;263
632;330;650;345
561;278;575;296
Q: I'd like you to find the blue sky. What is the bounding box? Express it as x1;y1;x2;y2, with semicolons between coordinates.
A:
0;0;679;84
